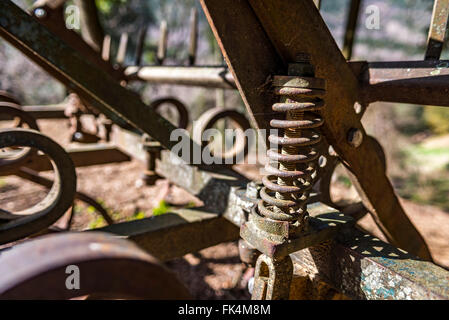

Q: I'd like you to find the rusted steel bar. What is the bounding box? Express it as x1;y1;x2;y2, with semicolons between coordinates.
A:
425;0;449;60
157;20;168;65
0;104;67;120
30;2;121;80
99;209;240;262
0;144;131;173
125;65;236;89
358;60;449;107
74;0;105;52
102;35;111;62
200;0;432;261
0;232;191;299
0;1;195;152
291;227;449;300
135;24;148;66
342;0;362;60
21;104;67;119
117;33;129;65
156;151;248;215
189;8;199;66
32;0;67;9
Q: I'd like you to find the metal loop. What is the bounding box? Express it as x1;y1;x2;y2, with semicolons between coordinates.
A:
193;107;251;163
0;129;76;244
0;232;191;299
150;97;190;130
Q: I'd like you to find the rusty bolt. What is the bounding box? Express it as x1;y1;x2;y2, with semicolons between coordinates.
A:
347;128;363;148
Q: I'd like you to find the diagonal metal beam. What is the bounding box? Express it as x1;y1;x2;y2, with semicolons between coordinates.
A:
0;0;189;151
200;0;432;260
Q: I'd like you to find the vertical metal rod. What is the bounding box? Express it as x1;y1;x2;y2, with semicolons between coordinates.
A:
342;0;361;60
102;34;111;62
157;20;168;65
425;0;449;60
74;0;105;52
189;8;199;66
135;25;148;66
117;33;129;65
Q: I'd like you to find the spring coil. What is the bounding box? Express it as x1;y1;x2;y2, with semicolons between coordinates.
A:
258;75;325;227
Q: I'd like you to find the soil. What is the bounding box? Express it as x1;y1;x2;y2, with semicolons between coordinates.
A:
0;118;448;299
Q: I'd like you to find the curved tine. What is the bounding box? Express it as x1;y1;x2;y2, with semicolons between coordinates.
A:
0;103;39;130
0;104;40;169
193;107;251;163
0;232;192;300
0;129;76;244
15;168;114;226
149;97;190;130
0;91;20;105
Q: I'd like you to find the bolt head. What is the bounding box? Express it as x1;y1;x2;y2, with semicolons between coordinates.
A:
347;128;363;148
34;8;47;19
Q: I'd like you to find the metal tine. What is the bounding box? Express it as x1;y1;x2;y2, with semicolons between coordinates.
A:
157;20;168;65
102;34;111;62
116;33;129;65
314;0;321;10
188;7;198;66
342;0;362;60
135;24;148;66
425;0;449;60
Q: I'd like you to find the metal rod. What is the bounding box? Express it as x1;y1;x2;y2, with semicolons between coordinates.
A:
135;24;148;66
342;0;361;60
102;34;111;61
0;1;195;151
189;8;198;66
124;65;236;89
74;0;105;52
425;0;449;60
117;33;129;65
157;20;168;65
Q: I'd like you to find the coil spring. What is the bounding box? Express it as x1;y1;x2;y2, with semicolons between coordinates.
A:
258;65;325;228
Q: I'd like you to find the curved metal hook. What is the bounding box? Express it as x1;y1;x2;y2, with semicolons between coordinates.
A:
0;129;76;244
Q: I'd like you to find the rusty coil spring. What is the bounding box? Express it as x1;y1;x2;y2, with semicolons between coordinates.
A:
258;76;325;226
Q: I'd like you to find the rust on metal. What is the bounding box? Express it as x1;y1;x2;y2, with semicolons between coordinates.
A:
425;0;449;60
200;0;433;261
0;232;191;299
0;129;76;244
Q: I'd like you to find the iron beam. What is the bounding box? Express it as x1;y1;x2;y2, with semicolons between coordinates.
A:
98;209;240;262
357;60;449;107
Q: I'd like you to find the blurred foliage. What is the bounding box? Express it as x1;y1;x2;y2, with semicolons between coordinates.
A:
152;200;170;216
423;107;449;135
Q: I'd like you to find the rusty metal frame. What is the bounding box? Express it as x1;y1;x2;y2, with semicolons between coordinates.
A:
111;156;449;300
200;0;433;261
0;0;449;300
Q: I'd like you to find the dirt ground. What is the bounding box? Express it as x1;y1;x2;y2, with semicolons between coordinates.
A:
1;119;448;299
